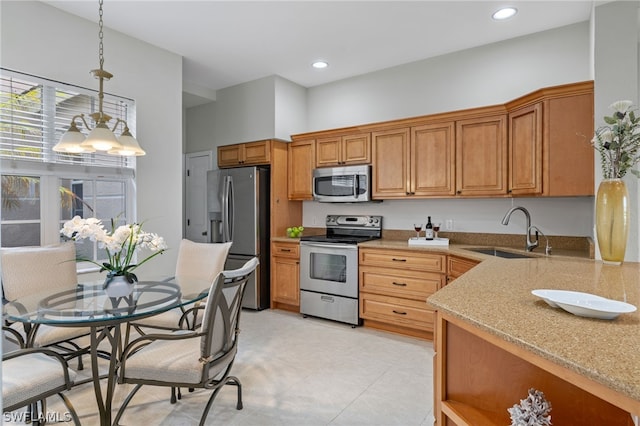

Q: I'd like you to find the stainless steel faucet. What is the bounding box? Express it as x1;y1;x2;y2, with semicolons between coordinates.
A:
501;206;539;252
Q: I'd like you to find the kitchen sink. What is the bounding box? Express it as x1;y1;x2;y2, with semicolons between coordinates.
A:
464;247;534;259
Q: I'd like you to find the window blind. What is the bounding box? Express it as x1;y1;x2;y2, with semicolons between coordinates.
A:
0;68;136;169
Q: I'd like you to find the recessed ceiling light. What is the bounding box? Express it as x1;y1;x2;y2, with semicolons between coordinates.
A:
312;61;328;69
492;7;517;20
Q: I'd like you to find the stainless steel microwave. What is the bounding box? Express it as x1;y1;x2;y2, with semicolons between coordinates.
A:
312;165;373;203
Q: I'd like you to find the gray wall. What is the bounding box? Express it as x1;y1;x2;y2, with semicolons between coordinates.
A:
306;23;590;130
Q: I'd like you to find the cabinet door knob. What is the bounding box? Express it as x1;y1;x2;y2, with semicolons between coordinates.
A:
456;190;462;195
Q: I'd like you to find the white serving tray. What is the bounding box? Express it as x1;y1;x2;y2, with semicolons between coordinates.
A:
531;289;637;320
408;237;449;246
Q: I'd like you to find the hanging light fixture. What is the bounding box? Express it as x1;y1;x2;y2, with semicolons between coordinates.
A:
53;0;145;156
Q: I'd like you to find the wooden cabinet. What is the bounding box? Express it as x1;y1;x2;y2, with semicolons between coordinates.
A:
218;140;270;168
456;114;508;196
287;139;315;200
316;133;371;167
271;241;300;312
412;122;456;196
291;81;594;200
434;312;634;426
508;103;543;195
371;128;410;198
446;255;480;284
372;123;455;198
507;82;594;196
359;247;445;339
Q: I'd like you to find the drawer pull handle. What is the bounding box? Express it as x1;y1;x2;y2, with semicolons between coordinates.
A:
392;310;407;315
280;249;291;252
392;258;407;262
392;281;407;286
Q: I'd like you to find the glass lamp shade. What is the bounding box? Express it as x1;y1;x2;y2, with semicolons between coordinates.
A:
108;133;146;156
53;126;95;153
81;123;122;151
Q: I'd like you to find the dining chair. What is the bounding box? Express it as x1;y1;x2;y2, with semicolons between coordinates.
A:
1;243;92;369
114;257;259;426
126;239;232;336
3;347;81;425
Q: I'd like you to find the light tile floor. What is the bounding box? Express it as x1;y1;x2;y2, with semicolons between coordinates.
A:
5;309;435;425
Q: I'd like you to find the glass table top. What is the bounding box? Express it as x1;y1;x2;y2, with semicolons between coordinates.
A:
4;277;213;326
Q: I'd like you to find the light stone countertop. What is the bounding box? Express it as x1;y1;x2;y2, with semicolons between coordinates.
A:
426;254;640;405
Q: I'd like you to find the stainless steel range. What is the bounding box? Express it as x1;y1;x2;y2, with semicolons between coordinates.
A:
299;215;382;326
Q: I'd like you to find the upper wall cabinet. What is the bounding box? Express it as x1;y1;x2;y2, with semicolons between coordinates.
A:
291;81;594;200
218;140;271;168
507;82;594;196
316;133;371;167
371;122;455;198
288;139;315;200
508;103;543;195
455;114;508;196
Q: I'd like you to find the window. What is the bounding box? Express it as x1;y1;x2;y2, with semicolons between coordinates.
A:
0;69;136;269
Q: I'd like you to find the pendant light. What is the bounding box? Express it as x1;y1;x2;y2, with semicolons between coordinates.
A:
53;0;145;156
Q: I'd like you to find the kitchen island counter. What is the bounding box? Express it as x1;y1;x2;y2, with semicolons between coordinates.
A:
427;253;640;424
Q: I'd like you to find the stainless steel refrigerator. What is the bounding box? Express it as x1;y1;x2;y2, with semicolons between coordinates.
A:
206;166;270;310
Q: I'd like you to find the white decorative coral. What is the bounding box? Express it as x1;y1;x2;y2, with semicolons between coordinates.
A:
508;388;552;426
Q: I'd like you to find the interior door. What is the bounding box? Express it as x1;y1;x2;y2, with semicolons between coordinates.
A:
185;151;212;242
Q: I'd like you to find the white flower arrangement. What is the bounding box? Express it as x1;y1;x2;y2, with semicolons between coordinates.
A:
508;388;552;426
61;216;167;282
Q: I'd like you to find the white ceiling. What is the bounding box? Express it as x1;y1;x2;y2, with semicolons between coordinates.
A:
44;1;598;107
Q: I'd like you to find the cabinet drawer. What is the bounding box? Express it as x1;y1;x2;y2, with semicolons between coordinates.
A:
360;266;442;299
360;293;434;330
359;248;445;273
272;242;299;258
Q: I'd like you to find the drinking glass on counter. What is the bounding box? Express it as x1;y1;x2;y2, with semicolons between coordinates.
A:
433;222;441;239
413;224;422;239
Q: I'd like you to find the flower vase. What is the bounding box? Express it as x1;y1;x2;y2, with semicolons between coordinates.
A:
103;274;134;297
595;179;630;265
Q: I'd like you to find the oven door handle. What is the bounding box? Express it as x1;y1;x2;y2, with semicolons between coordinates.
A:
300;242;358;250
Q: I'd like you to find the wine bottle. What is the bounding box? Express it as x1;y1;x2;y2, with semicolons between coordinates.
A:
425;216;434;240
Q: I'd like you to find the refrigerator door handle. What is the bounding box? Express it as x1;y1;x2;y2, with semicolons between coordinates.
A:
222;175;234;242
228;176;234;242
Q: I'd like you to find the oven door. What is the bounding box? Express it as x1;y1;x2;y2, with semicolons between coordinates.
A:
299;242;358;298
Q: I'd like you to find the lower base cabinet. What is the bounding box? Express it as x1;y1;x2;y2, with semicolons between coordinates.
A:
434;312;635;425
270;241;300;312
359;247;445;340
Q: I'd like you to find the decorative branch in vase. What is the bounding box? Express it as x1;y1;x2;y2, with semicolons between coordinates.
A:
591;100;640;265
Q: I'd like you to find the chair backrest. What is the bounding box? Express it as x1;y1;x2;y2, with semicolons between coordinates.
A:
1;243;77;301
174;239;232;283
199;257;259;362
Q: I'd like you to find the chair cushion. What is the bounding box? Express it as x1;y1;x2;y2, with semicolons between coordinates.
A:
9;323;89;348
123;334;228;385
1;243;77;301
2;352;76;410
174;240;231;283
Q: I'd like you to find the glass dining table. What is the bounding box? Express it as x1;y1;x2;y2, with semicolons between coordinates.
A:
3;277;213;426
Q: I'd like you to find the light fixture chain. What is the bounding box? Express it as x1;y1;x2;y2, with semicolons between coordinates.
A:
98;0;104;69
